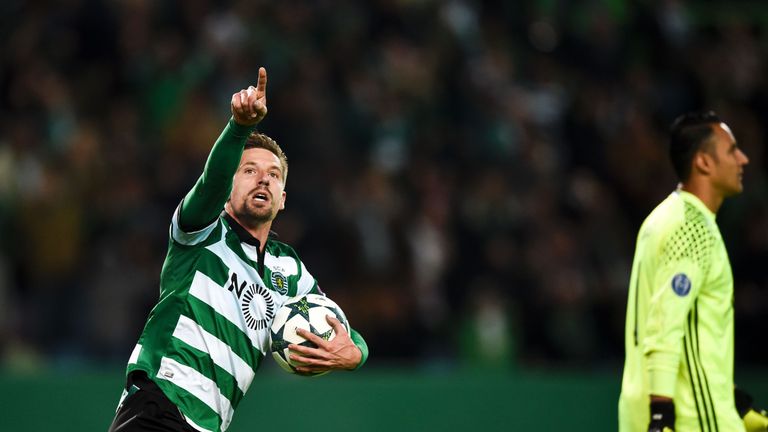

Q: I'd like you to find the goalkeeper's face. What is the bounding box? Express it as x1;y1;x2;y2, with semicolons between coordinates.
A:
229;148;287;226
707;122;749;197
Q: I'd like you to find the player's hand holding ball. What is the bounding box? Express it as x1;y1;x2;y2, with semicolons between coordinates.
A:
270;294;361;376
289;314;361;374
231;66;268;126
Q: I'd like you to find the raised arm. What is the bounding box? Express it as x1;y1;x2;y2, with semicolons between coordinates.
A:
178;67;268;231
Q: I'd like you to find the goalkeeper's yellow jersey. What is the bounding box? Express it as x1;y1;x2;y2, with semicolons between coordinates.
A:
619;190;744;432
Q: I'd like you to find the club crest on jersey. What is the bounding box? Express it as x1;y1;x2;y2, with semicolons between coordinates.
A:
671;273;691;297
270;271;288;295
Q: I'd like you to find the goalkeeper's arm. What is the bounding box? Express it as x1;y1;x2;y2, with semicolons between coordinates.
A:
736;387;768;432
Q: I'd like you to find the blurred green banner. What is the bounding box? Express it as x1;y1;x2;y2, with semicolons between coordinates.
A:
1;367;766;431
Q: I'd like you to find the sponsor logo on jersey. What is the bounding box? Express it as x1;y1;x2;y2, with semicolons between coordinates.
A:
270;271;288;295
671;273;691;296
229;272;275;330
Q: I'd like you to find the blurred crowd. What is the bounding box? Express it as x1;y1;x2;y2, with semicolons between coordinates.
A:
1;0;767;372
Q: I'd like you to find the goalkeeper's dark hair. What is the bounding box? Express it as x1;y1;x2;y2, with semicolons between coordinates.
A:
245;132;288;184
668;110;722;182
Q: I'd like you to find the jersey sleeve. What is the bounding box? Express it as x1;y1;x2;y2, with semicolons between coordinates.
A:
170;201;219;246
644;216;715;397
177;118;256;233
349;328;369;369
296;260;320;296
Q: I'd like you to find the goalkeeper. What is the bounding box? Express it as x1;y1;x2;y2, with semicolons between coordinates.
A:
618;111;766;431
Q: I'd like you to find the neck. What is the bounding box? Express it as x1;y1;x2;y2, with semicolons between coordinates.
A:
225;209;272;250
680;179;723;214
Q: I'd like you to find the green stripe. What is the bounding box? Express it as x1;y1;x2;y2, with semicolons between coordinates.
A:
685;305;712;432
693;304;719;432
683;331;706;432
223;227;258;270
187;297;264;367
162;235;229;303
191;246;266;363
157;377;222;432
166;337;245;408
197;248;232;287
290;249;302;297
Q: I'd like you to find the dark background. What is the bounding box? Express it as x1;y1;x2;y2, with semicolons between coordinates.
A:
0;0;766;398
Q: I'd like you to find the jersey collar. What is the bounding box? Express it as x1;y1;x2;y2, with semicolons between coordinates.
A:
676;189;716;221
221;211;278;248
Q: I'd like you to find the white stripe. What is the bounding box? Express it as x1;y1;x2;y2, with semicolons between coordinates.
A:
128;344;142;364
263;253;298;274
188;271;269;354
157;357;234;431
296;260;316;296
262;252;316;295
206;239;268;290
241;243;261;264
170;205;218;246
172;315;255;394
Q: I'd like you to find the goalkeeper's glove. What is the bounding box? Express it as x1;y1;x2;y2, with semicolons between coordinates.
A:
735;387;768;432
648;399;675;432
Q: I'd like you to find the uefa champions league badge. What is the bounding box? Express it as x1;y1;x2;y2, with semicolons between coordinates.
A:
671;273;692;296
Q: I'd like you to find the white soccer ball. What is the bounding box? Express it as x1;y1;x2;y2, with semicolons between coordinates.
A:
269;293;350;376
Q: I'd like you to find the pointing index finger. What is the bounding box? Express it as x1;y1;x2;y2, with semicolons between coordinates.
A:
256;67;267;99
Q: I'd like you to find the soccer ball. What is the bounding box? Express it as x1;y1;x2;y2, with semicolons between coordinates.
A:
269;293;350;376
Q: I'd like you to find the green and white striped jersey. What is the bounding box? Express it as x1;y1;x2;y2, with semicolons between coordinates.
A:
125;208;320;431
120;119;368;432
619;190;743;432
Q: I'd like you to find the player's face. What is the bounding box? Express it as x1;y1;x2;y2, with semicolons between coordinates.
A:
707;123;749;196
229;148;286;225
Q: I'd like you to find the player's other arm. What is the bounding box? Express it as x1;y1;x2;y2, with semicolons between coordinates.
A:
644;262;703;398
178;68;268;231
287;283;369;373
645;275;697;432
644;226;708;430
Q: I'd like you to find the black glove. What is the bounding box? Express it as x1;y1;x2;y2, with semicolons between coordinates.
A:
648;399;675;432
735;387;768;432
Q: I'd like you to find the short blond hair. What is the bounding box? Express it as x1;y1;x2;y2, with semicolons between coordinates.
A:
245;132;288;184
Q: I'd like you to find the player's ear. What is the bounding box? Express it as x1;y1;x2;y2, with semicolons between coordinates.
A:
693;151;714;176
279;191;286;210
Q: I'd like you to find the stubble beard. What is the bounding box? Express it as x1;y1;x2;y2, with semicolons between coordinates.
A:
234;197;277;227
